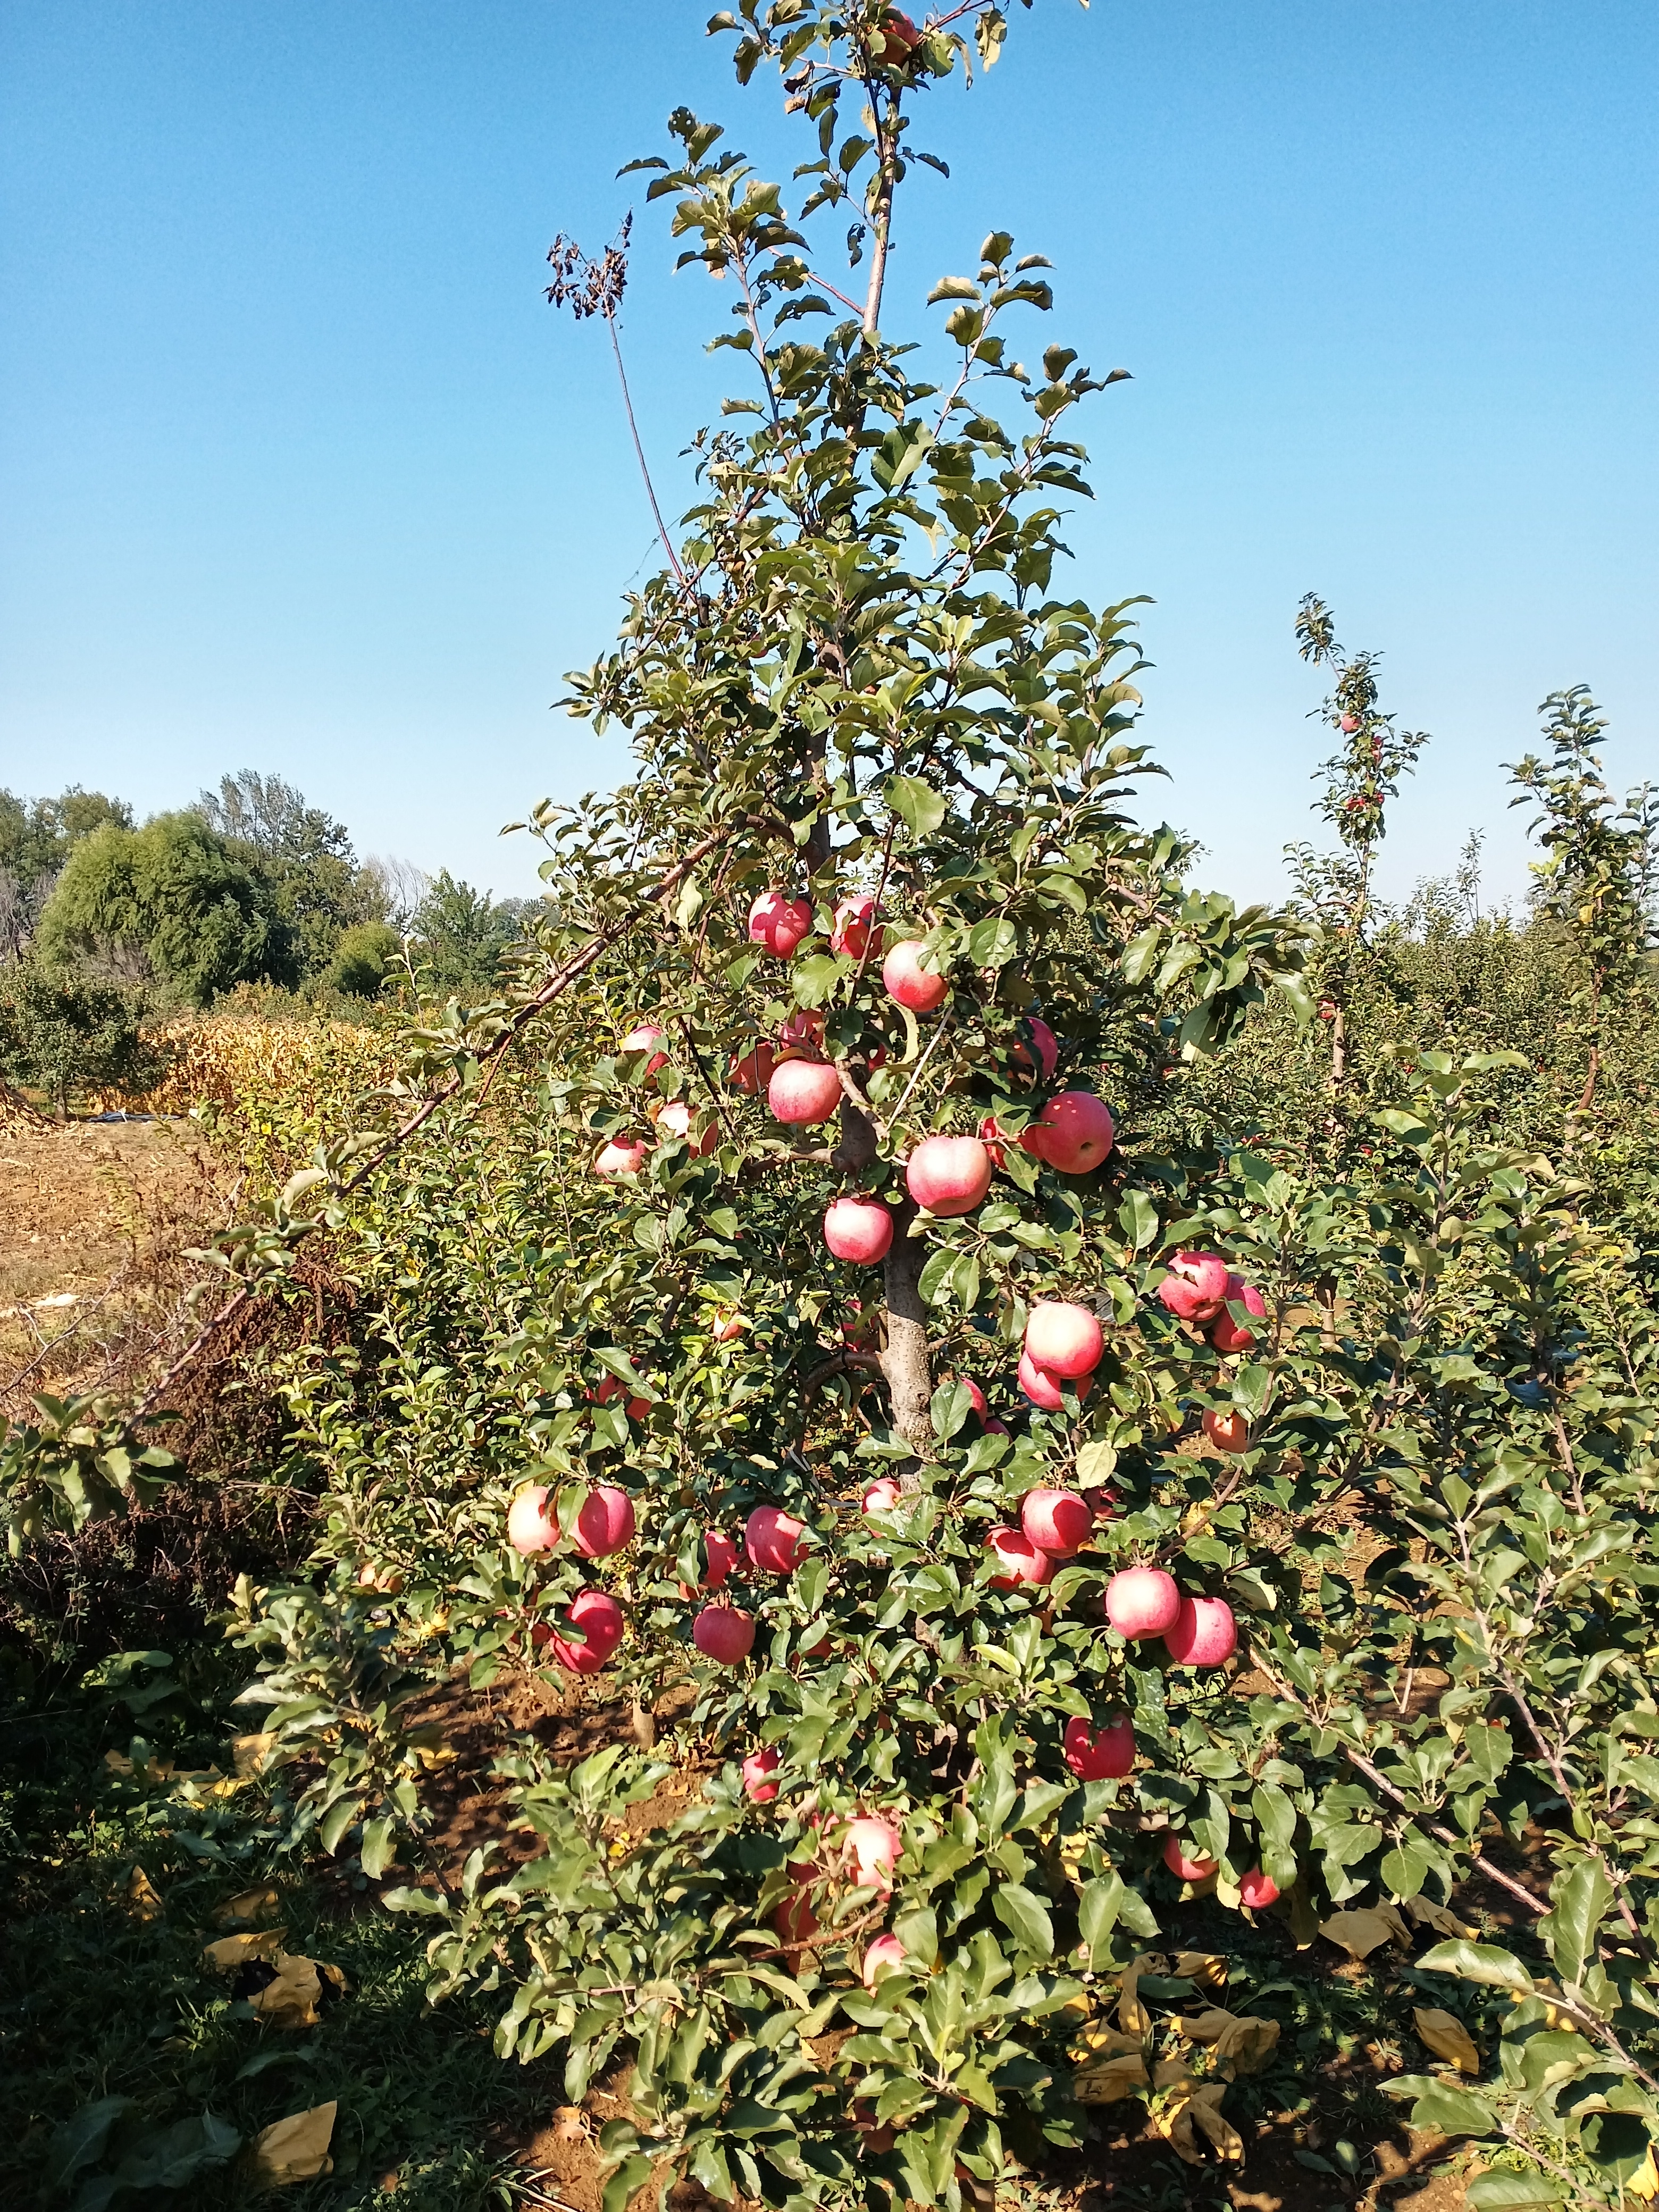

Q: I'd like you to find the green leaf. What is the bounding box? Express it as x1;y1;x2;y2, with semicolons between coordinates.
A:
1540;1857;1612;1990
1407;2085;1498;2138
602;2155;653;2212
318;1795;361;1856
966;917;1017;968
1076;1874;1122;1967
45;2099;137;2192
1415;1941;1535;1996
1381;1839;1432;1901
885;775;948;837
1465;2177;1567;2209
1117;1189;1159;1249
991;1883;1053;1959
791;953;841;1009
359;1817;396;1879
932;1379;973;1442
1075;1439;1117;1488
918;1248;957;1307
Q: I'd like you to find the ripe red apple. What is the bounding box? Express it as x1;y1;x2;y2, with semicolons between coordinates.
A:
977;1113;1008;1168
845;1814;901;1891
882;938;949;1012
745;1504;807;1573
728;1040;776;1094
1104;1565;1181;1639
693;1605;756;1665
709;1309;748;1343
1157;1249;1230;1321
985;1526;1054;1589
861;1932;907;1987
1063;1714;1136;1781
748;889;813;957
876;8;923;61
1210;1276;1267;1353
506;1485;557;1556
824;1195;894;1264
906;1134;993;1216
700;1529;738;1589
1023;1300;1103;1378
742;1746;782;1802
831;895;881;960
594;1136;649;1179
1020;1487;1093;1557
1239;1867;1279;1908
776;1008;826;1053
1020;1091;1115;1174
546;1588;626;1674
861;1478;903;1515
1010;1016;1059;1083
1162;1835;1219;1882
1017;1349;1092;1411
957;1375;988;1421
653;1099;716;1157
768;1058;844;1126
1163;1594;1237;1668
1202;1408;1250;1455
619;1021;668;1077
572;1484;635;1560
1339;712;1360;733
773;1885;819;1953
1082;1484;1119;1524
592;1374;650;1421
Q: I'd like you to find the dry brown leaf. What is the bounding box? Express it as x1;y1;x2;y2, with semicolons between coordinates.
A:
1117;1952;1168;2035
216;1886;282;1927
1414;2007;1479;2074
250;1954;348;2029
1172;1951;1228;1990
203;1928;287;1972
1187;2084;1245;2162
1069;2023;1144;2064
550;2107;588;2143
1213;2015;1280;2077
127;1866;163;1921
1152;2057;1195;2092
231;1733;276;1778
1404;1896;1476;1939
1154;2073;1244;2165
1172;2007;1240;2045
249;2100;337;2185
1318;1905;1411;1961
1073;2052;1150;2105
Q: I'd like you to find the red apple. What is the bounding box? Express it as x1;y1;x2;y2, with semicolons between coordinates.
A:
1163;1594;1237;1668
1210;1276;1267;1353
619;1021;668;1077
861;1478;903;1515
745;1504;807;1573
546;1588;626;1674
700;1528;738;1589
748;889;813;957
773;1884;819;1953
1011;1016;1059;1083
506;1485;557;1556
1023;1300;1103;1378
845;1815;901;1891
1339;713;1360;733
709;1309;748;1343
1104;1565;1181;1639
653;1098;716;1157
1020;1487;1093;1557
1063;1714;1136;1781
592;1373;651;1421
861;1931;907;1987
985;1526;1053;1589
572;1484;635;1560
693;1605;756;1665
906;1134;993;1216
776;1008;826;1053
1020;1091;1115;1174
1157;1250;1230;1321
728;1040;776;1094
882;938;949;1012
1202;1408;1250;1455
1162;1834;1219;1882
977;1113;1008;1168
768;1058;844;1126
824;1196;894;1264
831;895;880;960
959;1376;988;1420
1018;1348;1091;1411
742;1746;782;1803
1082;1485;1119;1524
595;1136;649;1179
1239;1867;1280;1908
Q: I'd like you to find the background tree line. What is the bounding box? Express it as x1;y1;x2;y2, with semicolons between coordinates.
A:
0;769;535;1117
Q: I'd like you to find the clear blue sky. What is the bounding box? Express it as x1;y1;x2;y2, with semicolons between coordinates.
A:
2;2;1654;909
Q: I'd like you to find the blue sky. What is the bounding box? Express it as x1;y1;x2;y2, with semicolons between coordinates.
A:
2;1;1654;908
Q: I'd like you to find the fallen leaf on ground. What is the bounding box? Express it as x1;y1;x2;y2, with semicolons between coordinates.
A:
1073;2052;1150;2104
127;1866;163;1920
1405;1896;1476;1939
248;2101;336;2185
204;1929;287;1972
1173;2007;1239;2043
1172;1951;1228;1989
1153;2073;1244;2164
250;1955;348;2029
1069;2022;1145;2063
1319;1904;1411;1960
1414;2006;1479;2073
550;2107;588;2142
1212;2015;1280;2076
216;1887;281;1926
1118;1953;1168;2035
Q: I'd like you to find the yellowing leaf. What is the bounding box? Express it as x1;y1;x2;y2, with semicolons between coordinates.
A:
1627;2146;1658;2202
203;1928;287;1972
1414;2006;1479;2074
249;2100;337;2185
1074;2052;1150;2104
127;1866;163;1921
216;1886;281;1926
1172;1951;1228;1990
1118;1952;1167;2035
1405;1896;1476;1940
1319;1905;1411;1961
231;1733;276;1778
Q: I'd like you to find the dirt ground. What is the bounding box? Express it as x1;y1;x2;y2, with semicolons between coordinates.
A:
0;1112;233;1413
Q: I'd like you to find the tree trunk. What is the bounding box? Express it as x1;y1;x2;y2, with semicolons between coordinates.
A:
881;1196;934;1473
